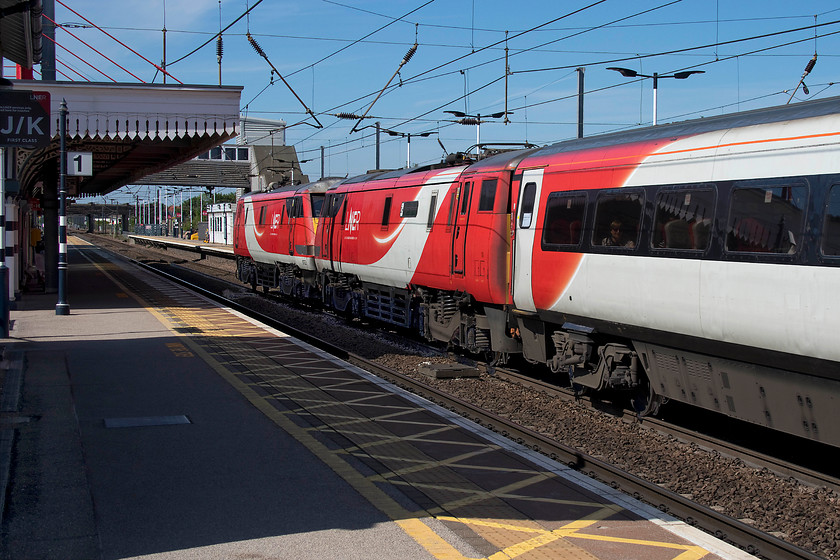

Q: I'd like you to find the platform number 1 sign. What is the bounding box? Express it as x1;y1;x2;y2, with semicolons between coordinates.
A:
67;151;93;176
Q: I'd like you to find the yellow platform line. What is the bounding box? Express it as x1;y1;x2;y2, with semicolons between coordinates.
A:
83;252;717;560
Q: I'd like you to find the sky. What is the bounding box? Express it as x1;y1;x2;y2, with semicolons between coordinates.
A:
13;0;840;198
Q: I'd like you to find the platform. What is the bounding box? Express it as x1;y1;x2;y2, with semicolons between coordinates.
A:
127;234;234;258
0;237;754;559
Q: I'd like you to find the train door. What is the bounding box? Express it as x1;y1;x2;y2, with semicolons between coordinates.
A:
319;192;346;271
285;197;298;255
512;168;544;312
451;180;473;275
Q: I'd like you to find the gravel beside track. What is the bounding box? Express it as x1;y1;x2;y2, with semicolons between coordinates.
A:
80;233;839;559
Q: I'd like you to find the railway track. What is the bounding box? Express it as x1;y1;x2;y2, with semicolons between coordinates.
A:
490;368;840;495
77;233;840;559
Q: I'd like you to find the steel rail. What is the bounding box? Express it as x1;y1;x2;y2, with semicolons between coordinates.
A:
489;368;840;495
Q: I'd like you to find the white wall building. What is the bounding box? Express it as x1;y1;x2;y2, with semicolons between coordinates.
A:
207;202;234;245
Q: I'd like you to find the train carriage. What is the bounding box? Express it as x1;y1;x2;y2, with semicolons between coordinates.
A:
510;96;840;445
234;178;339;296
314;155;528;353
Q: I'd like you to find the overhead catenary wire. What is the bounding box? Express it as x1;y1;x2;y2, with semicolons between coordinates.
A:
44;13;142;82
514;17;840;75
41;27;117;82
54;0;182;83
167;0;264;67
292;20;840;171
247;33;323;129
350;39;419;133
293;1;662;136
241;0;436;113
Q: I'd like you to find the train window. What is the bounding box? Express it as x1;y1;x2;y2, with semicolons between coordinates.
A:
311;194;325;218
258;205;266;226
447;190;458;227
427;192;438;230
324;193;345;217
382;196;392;227
460;182;472;215
292;196;304;218
478;179;497;212
822;184;840;256
651;187;716;250
726;183;807;254
541;192;586;248
400;200;419;218
519;182;537;228
593;190;643;248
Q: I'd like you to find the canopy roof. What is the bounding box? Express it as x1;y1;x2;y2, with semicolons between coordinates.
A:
5;80;243;198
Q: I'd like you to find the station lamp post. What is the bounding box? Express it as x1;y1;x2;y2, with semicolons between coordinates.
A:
444;111;509;155
607;67;704;125
381;128;437;168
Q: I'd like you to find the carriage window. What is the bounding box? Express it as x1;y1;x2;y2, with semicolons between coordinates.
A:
726;183;808;254
293;196;304;218
427;192;438;230
324;193;345;217
400;200;419;218
593;191;643;248
519;182;537;229
447;191;458;227
542;192;586;248
311;194;325;217
258;205;266;226
460;182;472;215
822;184;840;256
478;179;497;212
382;196;392;227
652;187;716;250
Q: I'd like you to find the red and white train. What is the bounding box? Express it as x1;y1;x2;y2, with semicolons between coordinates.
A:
234;96;840;448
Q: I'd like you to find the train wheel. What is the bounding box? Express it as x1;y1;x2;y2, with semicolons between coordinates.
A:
632;379;662;417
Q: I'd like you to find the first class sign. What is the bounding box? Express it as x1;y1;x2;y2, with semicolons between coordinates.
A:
0;90;51;148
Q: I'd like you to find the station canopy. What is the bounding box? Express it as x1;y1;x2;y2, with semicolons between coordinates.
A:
5;80;242;199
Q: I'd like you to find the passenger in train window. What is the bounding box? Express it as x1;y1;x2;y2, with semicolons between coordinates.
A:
602;219;635;248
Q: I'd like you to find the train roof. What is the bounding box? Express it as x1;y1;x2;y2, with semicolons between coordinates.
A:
331;163;469;192
241;177;344;200
528;94;840;159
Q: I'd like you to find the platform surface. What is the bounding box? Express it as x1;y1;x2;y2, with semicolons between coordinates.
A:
0;237;754;560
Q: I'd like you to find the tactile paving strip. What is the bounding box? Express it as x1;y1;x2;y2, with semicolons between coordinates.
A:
80;244;724;560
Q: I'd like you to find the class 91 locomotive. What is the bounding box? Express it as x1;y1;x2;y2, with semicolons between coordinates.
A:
235;96;840;448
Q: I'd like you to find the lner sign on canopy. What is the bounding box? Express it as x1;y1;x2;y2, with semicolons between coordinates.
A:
0;90;50;148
